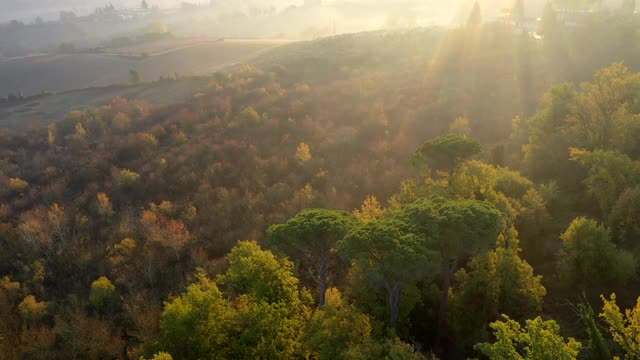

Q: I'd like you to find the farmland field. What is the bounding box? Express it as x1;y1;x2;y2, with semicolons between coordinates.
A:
0;38;290;97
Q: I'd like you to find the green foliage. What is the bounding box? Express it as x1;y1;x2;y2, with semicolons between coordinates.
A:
451;228;546;350
343;338;427;360
160;243;311;359
89;277;116;311
115;169;141;188
609;186;640;249
414;135;482;177
159;275;233;359
340;218;436;329
400;197;504;260
240;106;261;124
523;83;579;185
267;209;357;306
571;148;640;216
474;315;582;360
301;288;372;360
558;217;636;290
435;199;505;257
578;302;612;360
217;241;306;305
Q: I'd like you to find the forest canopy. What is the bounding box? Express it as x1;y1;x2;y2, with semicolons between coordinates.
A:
5;5;640;359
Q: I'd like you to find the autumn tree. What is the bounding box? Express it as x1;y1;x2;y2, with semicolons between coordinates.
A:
140;209;191;260
296;142;312;163
474;315;582;359
18;295;48;326
96;193;114;218
53;303;123;359
600;293;640;359
267;209;357;306
353;195;384;223
449;116;472;137
18;204;73;259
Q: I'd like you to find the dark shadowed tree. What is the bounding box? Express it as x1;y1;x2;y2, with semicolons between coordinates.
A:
339;218;437;330
400;198;503;347
512;0;525;25
467;1;483;26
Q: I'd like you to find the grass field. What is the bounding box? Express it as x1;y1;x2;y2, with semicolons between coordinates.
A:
0;38;289;97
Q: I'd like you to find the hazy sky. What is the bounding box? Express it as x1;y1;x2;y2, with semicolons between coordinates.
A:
3;0;617;24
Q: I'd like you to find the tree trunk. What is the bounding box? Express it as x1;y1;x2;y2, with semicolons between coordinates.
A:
437;257;458;353
317;256;329;307
318;275;327;307
385;281;401;330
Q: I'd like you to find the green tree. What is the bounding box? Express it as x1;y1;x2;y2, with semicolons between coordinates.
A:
570;148;640;216
217;241;307;305
339;218;437;330
160;243;311;359
609;186;640;249
558;218;636;290
400;198;503;342
159;274;234;359
343;338;426;360
414;135;482;179
115;169;141;188
474;315;582;359
240;106;260;124
451;227;546;350
301;288;372;360
578;302;612;360
523;83;580;185
89;277;116;311
129;69;141;85
267;209;357;306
